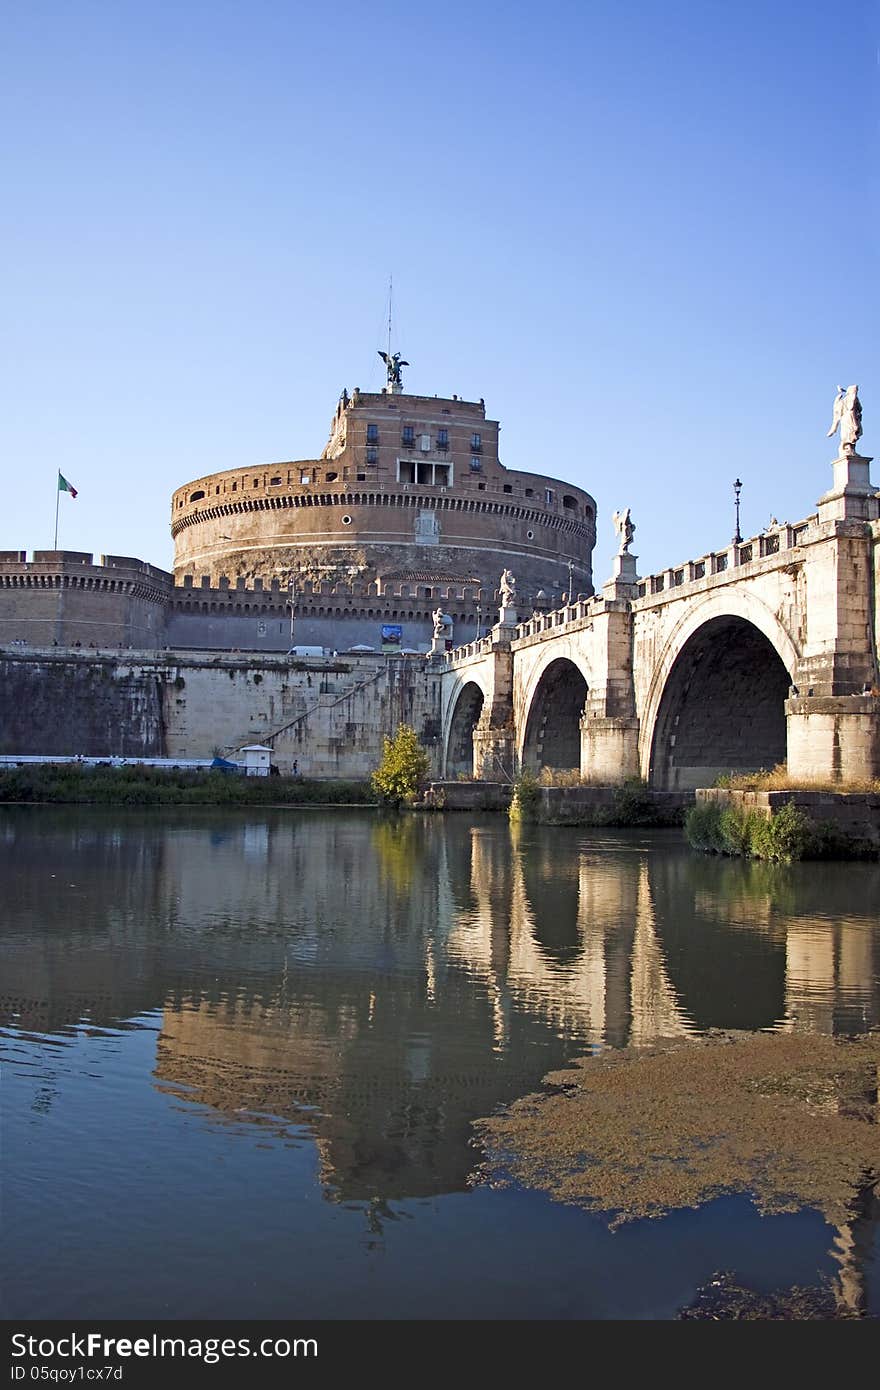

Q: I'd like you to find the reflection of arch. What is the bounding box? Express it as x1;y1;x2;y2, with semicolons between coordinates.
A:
445;681;484;778
641;594;798;788
520;658;589;773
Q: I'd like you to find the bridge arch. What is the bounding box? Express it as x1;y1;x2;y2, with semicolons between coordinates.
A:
519;655;590;774
641;591;799;789
444;680;485;778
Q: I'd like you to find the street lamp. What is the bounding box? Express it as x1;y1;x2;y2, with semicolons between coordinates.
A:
287;576;296;649
733;478;743;545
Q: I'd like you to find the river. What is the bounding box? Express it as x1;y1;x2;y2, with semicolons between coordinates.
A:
2;807;878;1319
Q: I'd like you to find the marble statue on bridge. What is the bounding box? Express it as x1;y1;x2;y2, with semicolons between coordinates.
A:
499;568;516;606
827;384;863;455
613;507;636;554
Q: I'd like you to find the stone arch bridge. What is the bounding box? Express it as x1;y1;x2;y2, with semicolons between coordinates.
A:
439;454;880;788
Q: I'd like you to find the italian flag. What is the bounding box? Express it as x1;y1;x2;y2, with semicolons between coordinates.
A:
58;472;78;498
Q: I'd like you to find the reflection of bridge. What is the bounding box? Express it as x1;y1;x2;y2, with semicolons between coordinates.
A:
440;452;879;787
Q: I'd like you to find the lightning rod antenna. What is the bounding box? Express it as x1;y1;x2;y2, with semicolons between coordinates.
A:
387;275;393;358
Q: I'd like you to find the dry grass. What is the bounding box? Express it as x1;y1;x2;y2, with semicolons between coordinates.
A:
717;764;880;794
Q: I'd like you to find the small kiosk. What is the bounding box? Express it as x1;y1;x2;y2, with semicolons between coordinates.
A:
238;744;273;777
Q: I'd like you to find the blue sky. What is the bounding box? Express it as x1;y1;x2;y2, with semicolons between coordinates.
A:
2;0;877;581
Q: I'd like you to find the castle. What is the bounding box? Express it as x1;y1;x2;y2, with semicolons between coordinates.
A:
0;372;596;654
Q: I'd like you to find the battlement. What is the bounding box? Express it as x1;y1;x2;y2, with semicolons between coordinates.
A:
0;550;174;598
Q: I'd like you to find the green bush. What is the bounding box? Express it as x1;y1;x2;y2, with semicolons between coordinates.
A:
371;725;430;807
509;772;540;824
686;799;815;863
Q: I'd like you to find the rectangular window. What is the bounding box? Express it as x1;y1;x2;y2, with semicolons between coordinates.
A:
470;457;482;472
420;433;431;452
545;488;554;505
402;426;414;446
437;428;448;449
366;423;379;444
397;459;451;486
471;433;482;451
300;470;311;485
366;447;378;465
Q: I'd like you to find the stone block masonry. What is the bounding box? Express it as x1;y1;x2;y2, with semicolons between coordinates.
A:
0;648;443;779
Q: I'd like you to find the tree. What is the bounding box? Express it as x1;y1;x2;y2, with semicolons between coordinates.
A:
371;724;430;807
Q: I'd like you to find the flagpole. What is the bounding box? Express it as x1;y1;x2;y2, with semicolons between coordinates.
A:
54;473;60;549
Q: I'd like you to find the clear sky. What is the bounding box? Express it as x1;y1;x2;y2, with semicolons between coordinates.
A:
2;0;877;582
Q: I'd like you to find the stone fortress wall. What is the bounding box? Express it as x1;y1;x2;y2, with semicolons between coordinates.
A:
0;647;442;777
0;551;172;650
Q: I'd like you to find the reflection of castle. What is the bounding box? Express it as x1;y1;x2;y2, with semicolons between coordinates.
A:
0;379;596;655
2;811;879;1202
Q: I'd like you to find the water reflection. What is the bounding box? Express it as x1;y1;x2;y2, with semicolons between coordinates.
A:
2;809;879;1208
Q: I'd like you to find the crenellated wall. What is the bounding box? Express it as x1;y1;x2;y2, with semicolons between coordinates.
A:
0;552;172;649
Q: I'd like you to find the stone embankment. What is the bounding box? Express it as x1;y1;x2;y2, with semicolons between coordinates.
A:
696;787;880;855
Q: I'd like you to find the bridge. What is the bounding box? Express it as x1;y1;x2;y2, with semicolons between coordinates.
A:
439;450;880;788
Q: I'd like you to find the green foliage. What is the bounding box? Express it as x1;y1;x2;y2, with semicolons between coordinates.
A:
370;725;430;807
0;764;373;806
607;778;664;827
509;771;540;824
685;799;816;862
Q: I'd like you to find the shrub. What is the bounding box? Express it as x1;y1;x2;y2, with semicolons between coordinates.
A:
371;725;430;807
509;771;540;824
686;798;814;863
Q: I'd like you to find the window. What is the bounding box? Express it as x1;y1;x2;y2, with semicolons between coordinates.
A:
545;488;554;505
420;434;431;452
189;490;205;502
300;470;310;485
357;473;366;482
341;515;352;526
470;457;482;472
396;459;450;486
402;426;414;446
231;482;237;492
270;476;282;486
366;423;379;444
253;479;259;489
503;484;512;493
562;495;577;510
437;428;448;450
366;447;378;465
325;471;338;482
524;487;533;497
471;433;482;451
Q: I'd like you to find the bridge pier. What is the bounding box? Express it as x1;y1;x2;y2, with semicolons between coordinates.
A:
472;722;517;780
786;695;880;783
580;715;640;782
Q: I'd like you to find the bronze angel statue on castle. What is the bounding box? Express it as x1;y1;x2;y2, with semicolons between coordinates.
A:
379;350;409;390
827;384;862;455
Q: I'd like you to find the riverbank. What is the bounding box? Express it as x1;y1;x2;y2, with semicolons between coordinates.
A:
687;788;880;861
0;763;374;806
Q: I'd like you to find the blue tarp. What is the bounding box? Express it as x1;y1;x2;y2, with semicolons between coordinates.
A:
210;757;238;773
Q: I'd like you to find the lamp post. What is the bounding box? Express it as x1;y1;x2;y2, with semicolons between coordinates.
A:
733;478;743;545
567;558;574;603
288;576;296;649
